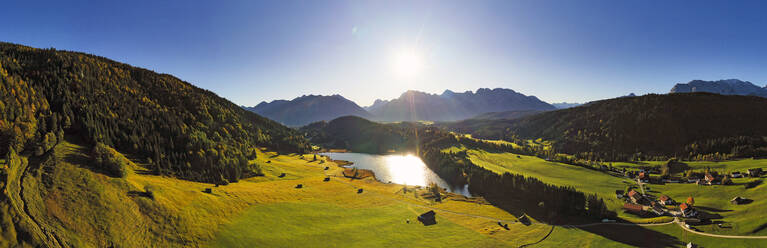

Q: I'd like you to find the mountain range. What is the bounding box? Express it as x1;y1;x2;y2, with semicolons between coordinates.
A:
246;88;555;126
670;79;767;97
551;102;582;109
244;95;372;127
366;88;556;122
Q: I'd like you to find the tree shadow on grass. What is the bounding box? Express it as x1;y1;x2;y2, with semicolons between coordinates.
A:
565;224;684;247
743;180;762;189
482;196;685;247
751;222;767;234
127;191;153;198
696;206;733;213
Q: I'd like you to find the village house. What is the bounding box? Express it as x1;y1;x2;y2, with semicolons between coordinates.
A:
686;173;701;183
638;172;649;183
627;189;645;204
686;196;695;206
662;177;682;183
650;201;666;216
623;203;644;215
704;173;716;185
658;195;674;206
679;203;697;217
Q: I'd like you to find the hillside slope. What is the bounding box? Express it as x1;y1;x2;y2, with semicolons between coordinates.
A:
444;93;767;160
244;94;372;127
0;42;309;183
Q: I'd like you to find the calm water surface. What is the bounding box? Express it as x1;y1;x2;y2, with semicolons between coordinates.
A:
320;153;471;197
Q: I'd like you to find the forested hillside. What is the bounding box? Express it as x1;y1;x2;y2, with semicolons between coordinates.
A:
0;42;309;183
444;93;767;161
299;116;418;154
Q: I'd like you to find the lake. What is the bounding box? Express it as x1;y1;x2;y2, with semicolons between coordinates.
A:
320;153;471;196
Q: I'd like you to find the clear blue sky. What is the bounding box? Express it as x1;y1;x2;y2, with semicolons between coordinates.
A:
2;0;766;106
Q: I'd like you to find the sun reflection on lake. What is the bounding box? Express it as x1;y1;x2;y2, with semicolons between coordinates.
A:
385;154;427;186
320;152;471;196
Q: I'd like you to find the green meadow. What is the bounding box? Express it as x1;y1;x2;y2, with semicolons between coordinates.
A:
445;144;767;243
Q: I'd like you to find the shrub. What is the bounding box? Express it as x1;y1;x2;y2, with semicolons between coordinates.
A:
144;185;155;200
92;143;131;178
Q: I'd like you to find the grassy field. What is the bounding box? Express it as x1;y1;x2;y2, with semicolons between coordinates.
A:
444;146;638;220
445;145;767;242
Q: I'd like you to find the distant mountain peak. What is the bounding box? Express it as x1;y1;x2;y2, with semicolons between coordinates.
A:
670;79;767;97
245;94;371;126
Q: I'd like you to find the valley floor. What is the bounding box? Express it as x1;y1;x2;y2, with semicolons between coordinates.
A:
4;137;766;247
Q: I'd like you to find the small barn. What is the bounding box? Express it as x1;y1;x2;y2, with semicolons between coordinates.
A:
731;171;743;178
650;201;666;216
417;210;437;226
615;190;624;199
731;196;749;205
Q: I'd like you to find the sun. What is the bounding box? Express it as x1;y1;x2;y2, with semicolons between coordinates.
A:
391;47;423;78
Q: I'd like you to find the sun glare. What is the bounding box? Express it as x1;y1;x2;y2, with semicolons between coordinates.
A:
391;48;423;78
385;154;427;186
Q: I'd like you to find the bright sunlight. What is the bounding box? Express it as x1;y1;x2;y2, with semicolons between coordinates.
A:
390;47;423;78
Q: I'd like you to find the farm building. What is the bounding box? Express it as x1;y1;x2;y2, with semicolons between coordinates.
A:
623;203;644;214
418;210;437;226
680;203;697;217
662;177;681;183
650;201;666;216
731;196;749;205
638;172;649;183
627;189;645;204
658;195;674;205
615;190;624;199
704;173;716;185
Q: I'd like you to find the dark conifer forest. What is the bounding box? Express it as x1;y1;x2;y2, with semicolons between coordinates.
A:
0;42;309;183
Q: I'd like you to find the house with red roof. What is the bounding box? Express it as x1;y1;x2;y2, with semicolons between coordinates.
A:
623;203;644;214
680;203;697;217
659;195;674;206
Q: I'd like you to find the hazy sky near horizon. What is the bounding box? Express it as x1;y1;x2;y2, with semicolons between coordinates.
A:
2;0;767;106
